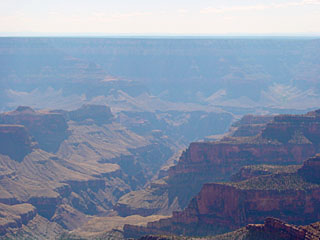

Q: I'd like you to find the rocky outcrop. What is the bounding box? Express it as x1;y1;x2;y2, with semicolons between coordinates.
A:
51;204;89;230
1;214;64;240
0;105;188;238
246;218;306;240
124;155;320;237
298;154;320;183
168;110;320;206
27;196;62;219
0;148;128;222
169;142;315;178
114;179;176;217
261;113;320;144
170;181;320;231
231;115;274;137
0;106;69;152
118;110;320;217
0;203;37;236
103;144;174;188
0;124;35;161
170;110;320;178
247;217;320;240
67;104;114;124
135;218;320;240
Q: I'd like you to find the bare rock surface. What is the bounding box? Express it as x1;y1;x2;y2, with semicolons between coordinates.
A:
124;154;320;237
118;110;320;216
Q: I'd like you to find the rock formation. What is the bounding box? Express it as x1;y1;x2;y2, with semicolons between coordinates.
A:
298;153;320;183
64;104;114;124
0;105;181;239
117;110;320;216
124;154;320;237
0;203;37;236
0;124;36;162
171;110;320;178
230;114;274;137
0;106;69;152
135;218;320;240
246;217;320;240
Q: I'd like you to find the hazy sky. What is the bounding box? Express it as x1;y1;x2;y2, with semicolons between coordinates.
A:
1;0;320;35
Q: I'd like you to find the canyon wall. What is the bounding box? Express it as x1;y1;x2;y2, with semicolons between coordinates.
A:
0;125;35;162
118;110;320;216
124;155;320;237
0;106;69;152
0;203;37;236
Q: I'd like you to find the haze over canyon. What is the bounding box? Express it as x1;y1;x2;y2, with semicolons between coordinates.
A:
1;37;320;240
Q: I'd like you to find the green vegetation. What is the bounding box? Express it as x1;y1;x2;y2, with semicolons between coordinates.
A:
226;173;320;191
240;164;300;174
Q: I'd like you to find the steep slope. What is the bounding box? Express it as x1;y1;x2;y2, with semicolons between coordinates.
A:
0;203;36;236
124;154;320;237
0;124;36;162
136;218;320;240
0;214;64;240
57;117;174;187
116;110;320;216
0;104;182;238
0;106;69;152
228;115;274;137
117;110;233;144
0;150;125;218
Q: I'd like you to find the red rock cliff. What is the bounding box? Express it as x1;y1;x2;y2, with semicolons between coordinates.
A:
247;217;320;240
171;111;320;178
125;155;320;237
165;110;320;210
169;142;315;178
118;110;320;217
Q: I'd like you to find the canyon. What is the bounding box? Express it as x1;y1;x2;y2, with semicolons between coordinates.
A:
137;218;320;240
1;38;320;112
0;105;175;239
117;109;320;216
124;154;320;237
1;106;320;239
0;104;233;239
1;37;320;240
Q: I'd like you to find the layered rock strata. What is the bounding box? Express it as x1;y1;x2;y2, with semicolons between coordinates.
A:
118;110;320;216
0;104;179;236
136;218;320;240
124;155;320;237
0;106;69;152
0;203;37;236
247;217;320;240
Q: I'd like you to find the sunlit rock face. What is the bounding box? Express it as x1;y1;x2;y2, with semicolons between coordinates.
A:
117;110;320;218
171;109;320;179
0;203;37;236
124;154;320;238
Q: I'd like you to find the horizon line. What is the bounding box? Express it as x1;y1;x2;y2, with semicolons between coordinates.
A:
1;32;320;38
1;35;320;39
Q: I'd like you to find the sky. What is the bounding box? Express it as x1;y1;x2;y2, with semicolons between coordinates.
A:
1;0;320;36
